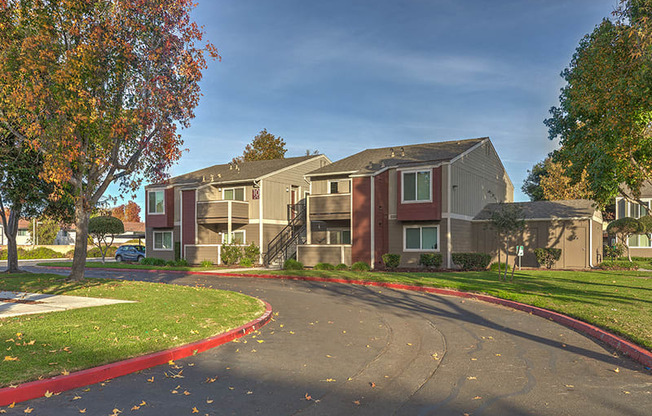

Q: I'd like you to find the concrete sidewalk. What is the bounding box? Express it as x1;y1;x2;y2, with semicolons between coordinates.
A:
0;291;134;318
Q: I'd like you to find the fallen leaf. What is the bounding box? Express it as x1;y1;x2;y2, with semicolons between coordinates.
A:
614;368;620;373
467;376;477;380
131;405;140;410
565;384;574;389
370;382;376;388
147;377;154;383
9;403;15;408
432;353;439;360
257;340;264;343
206;399;214;404
473;396;482;400
406;343;412;346
623;391;631;394
324;378;336;382
44;390;53;397
353;400;361;405
495;354;501;357
4;356;18;361
305;393;312;401
191;408;199;414
73;396;82;400
139;401;146;406
79;409;86;414
61;370;70;376
183;390;191;396
205;377;217;383
24;408;33;414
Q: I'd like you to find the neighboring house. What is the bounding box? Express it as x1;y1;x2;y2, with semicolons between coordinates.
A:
472;200;603;269
0;219;32;246
144;155;331;263
298;137;514;268
613;181;652;257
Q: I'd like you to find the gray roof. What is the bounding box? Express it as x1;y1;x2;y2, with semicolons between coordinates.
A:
473;200;600;221
307;137;487;176
150;155;322;187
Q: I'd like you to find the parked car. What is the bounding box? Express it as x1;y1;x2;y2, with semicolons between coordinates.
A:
115;245;146;262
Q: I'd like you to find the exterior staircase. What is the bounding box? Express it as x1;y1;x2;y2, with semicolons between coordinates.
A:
264;202;306;267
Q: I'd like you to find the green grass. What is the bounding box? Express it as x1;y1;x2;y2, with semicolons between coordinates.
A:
0;273;265;387
37;261;235;272
238;268;652;351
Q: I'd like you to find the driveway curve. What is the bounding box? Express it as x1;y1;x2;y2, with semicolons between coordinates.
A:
4;266;651;415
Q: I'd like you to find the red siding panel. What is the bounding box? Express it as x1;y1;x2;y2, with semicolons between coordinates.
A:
146;188;175;228
374;170;389;268
181;190;196;255
352;177;371;264
396;167;442;221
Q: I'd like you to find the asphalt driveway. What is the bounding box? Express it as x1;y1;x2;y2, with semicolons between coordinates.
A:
2;266;651;415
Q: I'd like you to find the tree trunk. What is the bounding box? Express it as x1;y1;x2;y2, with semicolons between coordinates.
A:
69;201;90;281
2;206;22;273
504;251;509;281
497;238;502;280
624;236;632;262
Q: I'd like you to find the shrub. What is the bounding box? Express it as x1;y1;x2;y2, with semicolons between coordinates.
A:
65;249;75;259
534;248;562;269
419;253;442;269
314;262;335;270
87;246;118;258
283;259;304;270
351;261;370;272
604;244;625;260
140;257;167;266
382;253;401;269
171;259;189;267
200;260;213;268
166;260;176;266
239;257;253;267
243;243;260;264
335;263;349;270
598;261;639;270
21;247;64;259
221;242;242;265
490;262;511;272
452;253;491;270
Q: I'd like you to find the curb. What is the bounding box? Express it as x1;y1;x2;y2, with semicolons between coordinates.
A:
0;301;272;407
216;272;652;368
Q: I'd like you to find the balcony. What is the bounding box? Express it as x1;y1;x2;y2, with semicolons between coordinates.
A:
308;193;351;220
196;200;249;224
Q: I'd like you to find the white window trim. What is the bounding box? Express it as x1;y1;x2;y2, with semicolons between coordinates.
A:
403;225;440;252
328;180;339;194
401;169;433;204
223;229;246;244
153;230;173;251
222;187;247;201
147;190;165;215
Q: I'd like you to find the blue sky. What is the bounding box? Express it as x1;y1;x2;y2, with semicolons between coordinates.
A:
111;0;619;213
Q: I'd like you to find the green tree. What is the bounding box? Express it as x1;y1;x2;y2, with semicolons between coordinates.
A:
0;1;217;280
0;131;73;272
29;218;60;246
490;203;525;281
233;129;287;163
88;216;124;264
606;217;645;261
545;1;652;207
522;159;548;201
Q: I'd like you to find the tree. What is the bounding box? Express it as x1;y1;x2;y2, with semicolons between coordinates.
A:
0;131;73;272
233;129;287;163
29;218;60;246
523;156;592;201
88;216;124;264
606;217;645;261
490;203;525;281
0;1;218;280
545;1;652;207
111;201;141;222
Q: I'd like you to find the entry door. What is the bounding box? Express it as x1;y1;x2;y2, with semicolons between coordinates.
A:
563;225;587;268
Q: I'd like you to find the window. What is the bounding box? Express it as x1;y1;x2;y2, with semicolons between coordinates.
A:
328;229;351;244
17;230;28;237
224;230;245;244
404;226;438;251
402;170;431;202
617;198;650;219
153;231;173;250
148;190;165;214
329;181;339;194
224;187;245;201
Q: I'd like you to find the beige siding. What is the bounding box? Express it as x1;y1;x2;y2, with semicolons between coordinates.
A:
185;246;220;264
387;219;445;267
450;219;473;253
309;174;352;196
472;219;594;269
197;183;259;219
450;141;514;218
297;245;352;267
261;180;291;221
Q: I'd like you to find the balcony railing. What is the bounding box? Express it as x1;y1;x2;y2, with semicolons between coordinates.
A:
196;200;249;224
308;193;351;220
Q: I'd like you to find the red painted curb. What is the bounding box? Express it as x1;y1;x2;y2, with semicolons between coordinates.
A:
0;301;272;407
215;272;652;368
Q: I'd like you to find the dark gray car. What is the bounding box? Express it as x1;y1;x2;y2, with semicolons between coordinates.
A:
114;245;146;262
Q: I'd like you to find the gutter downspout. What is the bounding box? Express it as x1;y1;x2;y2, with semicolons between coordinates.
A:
370;176;375;268
589;218;594;268
447;163;452;268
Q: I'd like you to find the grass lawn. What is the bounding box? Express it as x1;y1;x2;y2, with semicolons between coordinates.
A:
0;273;265;387
37;261;240;272
238;268;652;351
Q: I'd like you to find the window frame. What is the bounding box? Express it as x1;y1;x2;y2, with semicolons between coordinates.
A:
223;187;246;201
152;230;173;251
401;169;432;203
403;225;439;252
223;229;246;245
148;190;166;215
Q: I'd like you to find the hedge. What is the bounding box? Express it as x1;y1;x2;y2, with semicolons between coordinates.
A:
451;253;491;270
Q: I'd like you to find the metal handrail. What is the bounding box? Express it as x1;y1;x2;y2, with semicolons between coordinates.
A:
265;202;306;266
